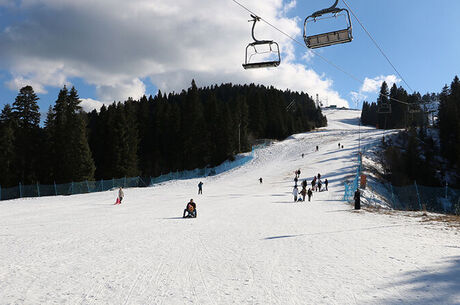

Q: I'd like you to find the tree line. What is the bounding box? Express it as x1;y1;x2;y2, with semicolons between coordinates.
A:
361;77;459;187
360;81;432;129
0;80;327;187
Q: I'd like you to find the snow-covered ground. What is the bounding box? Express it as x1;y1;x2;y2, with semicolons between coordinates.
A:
1;109;459;305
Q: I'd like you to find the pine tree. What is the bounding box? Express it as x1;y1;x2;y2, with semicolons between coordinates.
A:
47;86;95;182
377;81;390;129
11;86;42;184
0;104;16;187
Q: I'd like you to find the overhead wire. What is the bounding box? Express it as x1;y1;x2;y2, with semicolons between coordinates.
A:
341;0;414;93
232;0;419;108
232;0;363;84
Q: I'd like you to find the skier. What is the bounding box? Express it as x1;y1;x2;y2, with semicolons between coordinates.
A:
354;189;361;210
293;186;299;202
297;169;301;177
338;143;340;149
259;177;263;184
300;187;307;202
341;145;344;149
317;173;321;180
183;199;197;218
302;179;307;189
115;187;124;205
302;153;304;158
294;176;298;187
318;179;322;192
325;179;329;191
307;188;313;202
198;181;203;194
316;145;319;151
311;177;316;192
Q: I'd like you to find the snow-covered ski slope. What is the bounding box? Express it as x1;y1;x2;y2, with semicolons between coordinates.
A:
1;109;459;305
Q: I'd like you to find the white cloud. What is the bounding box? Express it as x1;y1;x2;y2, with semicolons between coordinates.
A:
282;0;296;14
0;0;348;107
96;78;146;103
360;75;400;93
80;98;104;112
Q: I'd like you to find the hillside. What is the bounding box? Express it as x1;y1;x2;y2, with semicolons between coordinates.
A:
0;109;458;304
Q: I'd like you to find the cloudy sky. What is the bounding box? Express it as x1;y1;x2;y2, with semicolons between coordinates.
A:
0;0;459;113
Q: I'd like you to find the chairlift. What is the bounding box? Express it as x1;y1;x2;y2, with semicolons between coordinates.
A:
378;102;392;114
303;0;353;49
243;14;281;69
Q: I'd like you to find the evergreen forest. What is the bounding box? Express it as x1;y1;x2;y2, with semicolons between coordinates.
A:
0;81;327;187
360;76;460;187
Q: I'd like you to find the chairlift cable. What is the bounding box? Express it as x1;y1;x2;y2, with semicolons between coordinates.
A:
341;0;414;93
233;0;362;83
232;0;421;108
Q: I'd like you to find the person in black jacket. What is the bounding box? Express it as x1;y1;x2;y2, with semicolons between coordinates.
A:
354;189;361;210
183;199;197;218
307;188;313;202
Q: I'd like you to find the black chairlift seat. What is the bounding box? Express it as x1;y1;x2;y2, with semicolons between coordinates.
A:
242;15;281;70
243;40;280;69
305;28;352;49
303;0;353;49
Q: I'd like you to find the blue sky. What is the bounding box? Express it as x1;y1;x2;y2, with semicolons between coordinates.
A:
0;0;459;115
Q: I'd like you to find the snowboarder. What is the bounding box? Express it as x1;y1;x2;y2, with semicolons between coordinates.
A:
115;187;124;205
354;189;361;210
300;187;307;202
259;177;263;184
183;199;197;218
293;186;299;202
198;181;203;194
325;179;329;191
307;188;313;202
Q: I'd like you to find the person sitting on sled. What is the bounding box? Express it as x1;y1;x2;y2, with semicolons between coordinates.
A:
183;199;197;218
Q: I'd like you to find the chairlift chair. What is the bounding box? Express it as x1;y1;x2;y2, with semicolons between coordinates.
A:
243;14;281;69
378;102;392;114
303;0;353;49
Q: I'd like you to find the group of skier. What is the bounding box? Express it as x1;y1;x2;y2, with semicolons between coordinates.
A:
311;174;328;192
292;171;330;202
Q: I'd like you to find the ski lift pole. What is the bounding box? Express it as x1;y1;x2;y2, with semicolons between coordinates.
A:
445;181;448;200
414;181;422;211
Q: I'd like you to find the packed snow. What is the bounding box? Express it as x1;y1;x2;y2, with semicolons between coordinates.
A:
0;109;459;305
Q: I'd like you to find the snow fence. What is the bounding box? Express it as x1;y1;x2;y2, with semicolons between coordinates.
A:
0;146;261;202
343;142;460;215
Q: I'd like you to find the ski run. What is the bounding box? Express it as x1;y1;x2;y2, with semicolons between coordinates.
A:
0;109;459;305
